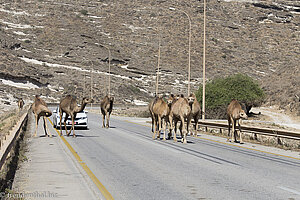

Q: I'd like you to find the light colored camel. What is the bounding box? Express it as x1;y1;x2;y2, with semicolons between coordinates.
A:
188;93;201;137
18;98;24;113
227;99;248;143
169;95;194;143
152;94;175;140
32;95;52;137
100;95;114;128
59;95;94;137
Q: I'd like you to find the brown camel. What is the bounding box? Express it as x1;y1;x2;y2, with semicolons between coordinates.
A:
169;95;194;143
152;94;175;140
100;95;114;128
32;95;52;137
227;99;248;143
188;93;201;137
59;95;94;137
18;98;24;113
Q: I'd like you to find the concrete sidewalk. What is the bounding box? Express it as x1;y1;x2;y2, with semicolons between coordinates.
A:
12;114;101;200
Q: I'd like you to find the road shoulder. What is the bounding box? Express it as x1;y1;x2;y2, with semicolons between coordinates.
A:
12;114;100;200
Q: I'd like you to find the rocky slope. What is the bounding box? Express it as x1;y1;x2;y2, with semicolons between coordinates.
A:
0;0;299;116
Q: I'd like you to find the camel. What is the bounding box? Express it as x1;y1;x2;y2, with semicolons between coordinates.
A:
227;99;248;143
169;95;194;143
31;95;52;137
188;93;201;137
152;94;175;140
59;95;94;137
100;95;114;128
18;98;24;113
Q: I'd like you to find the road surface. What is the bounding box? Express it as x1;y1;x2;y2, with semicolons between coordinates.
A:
55;112;300;200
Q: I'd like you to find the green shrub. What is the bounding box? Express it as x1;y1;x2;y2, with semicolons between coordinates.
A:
196;73;265;119
80;10;88;15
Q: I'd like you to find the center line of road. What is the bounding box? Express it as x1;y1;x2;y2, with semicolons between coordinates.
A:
47;118;114;200
277;186;300;195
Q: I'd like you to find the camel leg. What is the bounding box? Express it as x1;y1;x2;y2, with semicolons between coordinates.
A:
157;115;162;139
232;119;237;143
227;118;231;142
102;113;106;128
187;116;192;137
238;119;243;144
168;115;172;140
152;115;157;140
106;113;110;128
43;116;52;138
72;117;76;138
34;114;39;137
59;110;63;136
194;116;199;137
173;119;178;142
64;114;69;136
180;116;187;144
162;117;167;141
151;113;154;133
179;121;183;138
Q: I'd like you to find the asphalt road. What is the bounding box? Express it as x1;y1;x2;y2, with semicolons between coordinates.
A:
53;111;300;200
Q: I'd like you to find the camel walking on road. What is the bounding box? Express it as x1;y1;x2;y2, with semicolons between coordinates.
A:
100;95;114;128
32;95;52;137
227;99;248;143
152;94;175;140
169;95;194;143
59;95;93;137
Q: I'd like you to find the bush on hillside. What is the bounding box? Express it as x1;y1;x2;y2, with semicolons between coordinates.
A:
196;74;265;119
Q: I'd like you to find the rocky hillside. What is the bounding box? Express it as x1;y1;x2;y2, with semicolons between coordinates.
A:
0;0;299;115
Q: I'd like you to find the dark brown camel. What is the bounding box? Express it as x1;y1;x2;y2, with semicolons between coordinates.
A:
100;95;114;128
18;98;24;113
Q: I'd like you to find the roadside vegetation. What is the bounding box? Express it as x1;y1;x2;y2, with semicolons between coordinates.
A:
196;74;265;119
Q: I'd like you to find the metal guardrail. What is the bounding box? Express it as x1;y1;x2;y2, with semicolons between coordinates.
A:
0;112;28;170
197;120;300;140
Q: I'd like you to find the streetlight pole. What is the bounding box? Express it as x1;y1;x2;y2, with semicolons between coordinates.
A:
90;61;93;110
156;28;161;96
202;0;206;120
95;43;111;96
169;7;192;96
103;45;111;96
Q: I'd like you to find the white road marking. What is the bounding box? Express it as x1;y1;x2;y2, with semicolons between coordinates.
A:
277;186;300;195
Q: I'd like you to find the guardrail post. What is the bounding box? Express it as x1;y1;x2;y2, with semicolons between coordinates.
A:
219;128;223;134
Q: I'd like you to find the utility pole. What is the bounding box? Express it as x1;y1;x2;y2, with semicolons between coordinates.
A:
90;61;93;110
169;7;192;96
202;0;206;120
156;29;161;96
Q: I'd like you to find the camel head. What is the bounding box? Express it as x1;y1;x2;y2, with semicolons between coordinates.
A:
239;110;248;120
175;94;182;100
43;108;52;117
82;97;94;105
109;96;114;102
167;94;175;106
187;95;195;106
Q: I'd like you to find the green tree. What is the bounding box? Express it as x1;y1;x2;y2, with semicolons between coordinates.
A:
196;74;265;119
